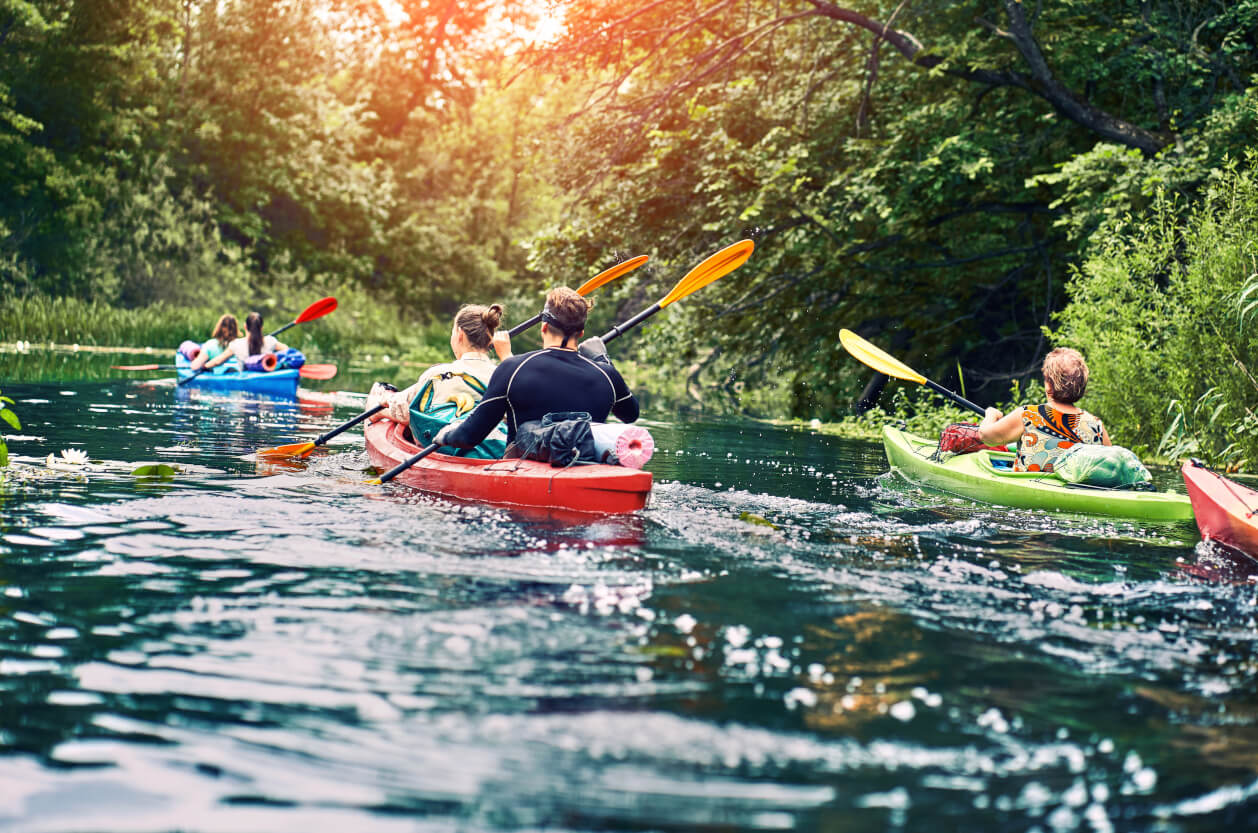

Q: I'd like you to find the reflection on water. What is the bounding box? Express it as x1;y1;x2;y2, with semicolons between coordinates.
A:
1;378;1257;832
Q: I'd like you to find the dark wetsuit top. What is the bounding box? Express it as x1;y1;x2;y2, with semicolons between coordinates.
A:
442;347;639;450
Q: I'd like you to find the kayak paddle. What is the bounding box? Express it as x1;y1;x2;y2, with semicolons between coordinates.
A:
296;363;337;380
506;254;648;337
259;383;398;459
366;443;440;486
178;297;337;387
597;240;754;344
364;239;755;486
116;362;337;380
258;260;642;461
838;329;984;415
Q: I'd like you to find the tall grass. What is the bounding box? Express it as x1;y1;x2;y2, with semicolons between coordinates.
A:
0;287;433;356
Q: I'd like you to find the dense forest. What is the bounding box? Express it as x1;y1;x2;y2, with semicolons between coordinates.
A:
2;1;1257;464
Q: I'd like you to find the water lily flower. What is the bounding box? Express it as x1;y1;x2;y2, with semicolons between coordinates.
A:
46;448;89;468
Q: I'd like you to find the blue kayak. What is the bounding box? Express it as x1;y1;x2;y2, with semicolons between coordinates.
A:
174;353;300;397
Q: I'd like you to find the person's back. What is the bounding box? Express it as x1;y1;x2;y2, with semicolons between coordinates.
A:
436;287;638;453
979;346;1111;473
202;311;286;371
469;347;636;443
1015;403;1106;473
367;303;508;425
190;314;239;370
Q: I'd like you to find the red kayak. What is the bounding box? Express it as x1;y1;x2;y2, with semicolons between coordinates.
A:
1181;460;1258;558
364;420;652;514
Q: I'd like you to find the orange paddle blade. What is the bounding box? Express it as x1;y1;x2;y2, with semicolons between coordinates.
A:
256;441;316;459
659;239;754;308
295;296;337;323
576;255;649;296
112;364;163;371
298;363;337;380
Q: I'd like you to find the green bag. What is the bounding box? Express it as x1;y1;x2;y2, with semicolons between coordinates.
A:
1055;444;1152;489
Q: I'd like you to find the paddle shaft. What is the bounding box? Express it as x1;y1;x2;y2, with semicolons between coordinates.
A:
378;443;439;484
507;315;542;338
598;303;660;344
926;379;985;416
316;404;384;446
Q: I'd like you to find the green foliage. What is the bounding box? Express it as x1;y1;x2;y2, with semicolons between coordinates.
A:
528;0;1258;417
0;389;20;468
1054;157;1258;469
0;290;412;355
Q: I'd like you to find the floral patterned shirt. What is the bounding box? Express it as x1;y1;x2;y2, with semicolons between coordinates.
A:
1015;404;1106;473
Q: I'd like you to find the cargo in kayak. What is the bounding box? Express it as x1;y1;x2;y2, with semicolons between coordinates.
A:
883;425;1192;522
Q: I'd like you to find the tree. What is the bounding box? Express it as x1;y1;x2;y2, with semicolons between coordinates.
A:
522;0;1258;415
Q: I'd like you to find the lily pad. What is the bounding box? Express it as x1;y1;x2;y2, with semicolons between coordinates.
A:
131;464;178;479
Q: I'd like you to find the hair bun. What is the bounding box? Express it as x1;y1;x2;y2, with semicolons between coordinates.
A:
483;304;503;331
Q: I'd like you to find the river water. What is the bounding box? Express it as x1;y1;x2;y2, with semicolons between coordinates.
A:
1;363;1257;832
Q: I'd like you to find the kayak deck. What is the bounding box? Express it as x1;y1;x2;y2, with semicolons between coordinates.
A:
883;425;1193;521
365;420;652;514
1182;461;1258;556
174;353;299;396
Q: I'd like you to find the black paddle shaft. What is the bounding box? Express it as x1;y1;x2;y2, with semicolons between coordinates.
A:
378;444;439;484
598;303;662;345
316;405;384;446
925;379;985;416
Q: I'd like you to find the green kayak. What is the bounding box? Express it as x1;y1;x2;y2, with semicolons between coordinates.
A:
882;426;1193;522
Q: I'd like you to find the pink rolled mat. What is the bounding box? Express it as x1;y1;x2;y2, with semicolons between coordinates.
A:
590;424;655;469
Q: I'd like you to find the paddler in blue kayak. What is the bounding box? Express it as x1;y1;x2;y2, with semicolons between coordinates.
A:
199;312;291;372
187;314;240;371
978;347;1111;473
431;287;639;455
365;303;512;425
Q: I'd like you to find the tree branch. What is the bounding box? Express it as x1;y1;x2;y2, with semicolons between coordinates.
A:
802;0;1169;153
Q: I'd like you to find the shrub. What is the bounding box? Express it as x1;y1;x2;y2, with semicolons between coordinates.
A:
1054;156;1258;469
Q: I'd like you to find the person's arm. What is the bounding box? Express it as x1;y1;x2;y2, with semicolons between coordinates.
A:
607;365;639;424
492;331;512;360
438;359;516;449
1100;422;1112;446
979;407;1024;446
190;348;209;370
204;348;231;369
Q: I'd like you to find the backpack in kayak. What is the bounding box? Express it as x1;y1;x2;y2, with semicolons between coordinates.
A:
1055;444;1153;489
408;372;506;459
274;348;305;369
934;422;1007;458
513;412;601;467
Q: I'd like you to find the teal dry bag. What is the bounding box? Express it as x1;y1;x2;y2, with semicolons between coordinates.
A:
1055;444;1153;489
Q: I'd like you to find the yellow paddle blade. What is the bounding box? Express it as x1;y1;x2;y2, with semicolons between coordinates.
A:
577;255;648;296
659;239;754;308
256;441;316;459
838;329;927;385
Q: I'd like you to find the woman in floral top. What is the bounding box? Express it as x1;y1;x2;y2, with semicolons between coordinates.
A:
978;347;1111;473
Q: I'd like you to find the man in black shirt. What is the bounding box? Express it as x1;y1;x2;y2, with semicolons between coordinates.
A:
433;287;639;453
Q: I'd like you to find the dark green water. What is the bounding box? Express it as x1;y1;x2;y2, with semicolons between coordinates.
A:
2;361;1257;832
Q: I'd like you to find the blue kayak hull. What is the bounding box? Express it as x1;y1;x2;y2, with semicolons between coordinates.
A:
174;354;299;397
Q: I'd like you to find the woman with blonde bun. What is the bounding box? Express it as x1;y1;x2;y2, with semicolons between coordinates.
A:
366;303;511;426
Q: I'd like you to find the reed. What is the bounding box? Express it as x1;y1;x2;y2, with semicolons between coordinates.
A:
0;293;421;355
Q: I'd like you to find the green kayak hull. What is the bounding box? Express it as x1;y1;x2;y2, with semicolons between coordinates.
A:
882;426;1193;522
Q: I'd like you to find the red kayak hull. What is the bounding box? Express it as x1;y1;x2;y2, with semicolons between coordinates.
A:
1181;461;1258;558
365;421;652;514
